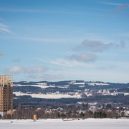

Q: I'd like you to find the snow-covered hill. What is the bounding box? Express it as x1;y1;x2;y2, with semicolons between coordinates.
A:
13;80;129;99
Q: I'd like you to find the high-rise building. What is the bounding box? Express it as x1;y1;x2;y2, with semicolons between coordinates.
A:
0;75;13;116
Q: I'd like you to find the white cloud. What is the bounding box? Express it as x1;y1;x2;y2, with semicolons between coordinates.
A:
0;8;81;15
0;23;11;33
100;2;129;15
7;66;23;74
50;57;94;67
27;73;63;81
0;35;78;44
101;1;122;6
50;39;126;69
51;59;78;67
68;53;96;62
0;8;47;13
6;65;46;74
5;65;65;81
50;55;96;68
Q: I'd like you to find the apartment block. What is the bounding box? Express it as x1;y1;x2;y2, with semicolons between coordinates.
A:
0;75;13;116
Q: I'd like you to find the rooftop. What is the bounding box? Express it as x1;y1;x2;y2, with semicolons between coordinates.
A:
0;75;12;87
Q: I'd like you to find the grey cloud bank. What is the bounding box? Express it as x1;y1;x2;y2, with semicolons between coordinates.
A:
77;40;126;53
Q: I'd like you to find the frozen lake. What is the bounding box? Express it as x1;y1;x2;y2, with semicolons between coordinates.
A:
0;119;129;129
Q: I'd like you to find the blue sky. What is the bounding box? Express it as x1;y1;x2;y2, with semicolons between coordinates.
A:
0;0;129;82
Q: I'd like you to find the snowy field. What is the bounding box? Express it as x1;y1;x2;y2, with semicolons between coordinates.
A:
14;92;81;99
0;119;129;129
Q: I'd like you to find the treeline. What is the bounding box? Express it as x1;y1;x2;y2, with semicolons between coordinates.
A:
3;105;128;119
14;95;129;107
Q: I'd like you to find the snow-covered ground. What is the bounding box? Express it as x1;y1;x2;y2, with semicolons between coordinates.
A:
14;92;81;99
0;119;129;129
88;82;109;86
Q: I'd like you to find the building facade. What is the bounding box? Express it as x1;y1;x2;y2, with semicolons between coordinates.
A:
0;75;13;116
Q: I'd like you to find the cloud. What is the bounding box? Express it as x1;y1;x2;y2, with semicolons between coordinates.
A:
7;66;23;74
51;59;78;67
50;53;96;68
0;23;11;33
115;3;129;12
6;65;64;81
50;39;126;68
52;39;126;67
76;39;125;53
49;39;127;70
6;65;46;74
68;53;97;63
0;8;81;15
101;1;129;14
27;73;63;81
51;57;91;67
0;8;46;13
101;1;122;6
0;36;76;44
